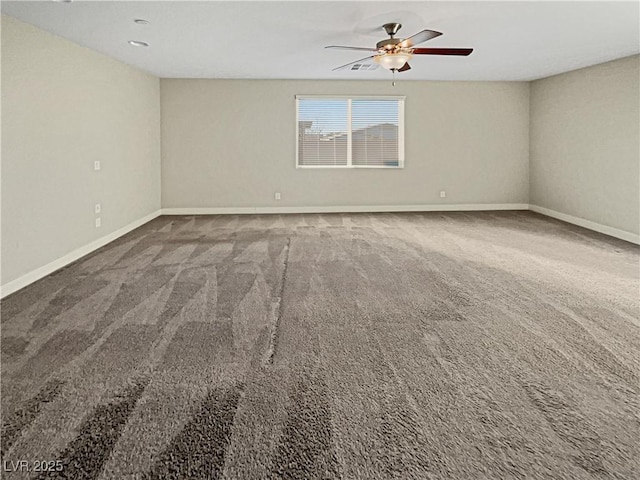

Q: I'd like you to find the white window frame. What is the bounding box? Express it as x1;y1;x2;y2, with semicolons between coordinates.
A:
295;95;405;169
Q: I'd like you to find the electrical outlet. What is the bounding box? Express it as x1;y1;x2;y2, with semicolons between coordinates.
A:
94;161;101;171
274;192;281;200
95;203;101;214
440;191;446;198
95;218;101;228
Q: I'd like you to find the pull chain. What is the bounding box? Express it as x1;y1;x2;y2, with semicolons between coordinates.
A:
392;69;396;87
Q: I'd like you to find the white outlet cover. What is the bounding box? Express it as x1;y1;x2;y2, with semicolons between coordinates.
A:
95;203;101;214
440;191;446;198
95;218;101;228
275;192;281;200
94;161;101;171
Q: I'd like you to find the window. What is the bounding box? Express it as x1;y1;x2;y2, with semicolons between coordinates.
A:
296;96;405;168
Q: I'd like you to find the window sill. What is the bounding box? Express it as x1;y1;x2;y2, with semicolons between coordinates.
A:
296;165;404;169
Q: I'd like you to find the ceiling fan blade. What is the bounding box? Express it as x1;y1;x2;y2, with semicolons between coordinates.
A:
412;48;474;56
398;29;442;48
332;55;377;71
398;62;411;72
325;45;378;52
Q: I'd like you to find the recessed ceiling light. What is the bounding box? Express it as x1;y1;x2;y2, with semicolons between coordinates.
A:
52;0;73;3
133;19;149;25
128;40;149;47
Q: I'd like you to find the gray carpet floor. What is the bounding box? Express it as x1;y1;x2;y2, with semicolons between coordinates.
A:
1;211;638;479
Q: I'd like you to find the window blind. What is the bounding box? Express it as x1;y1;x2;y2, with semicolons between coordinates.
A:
297;99;349;166
296;96;404;168
352;99;400;167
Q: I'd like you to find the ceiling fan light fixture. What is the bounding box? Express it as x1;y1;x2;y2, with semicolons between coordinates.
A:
327;24;472;73
376;52;412;71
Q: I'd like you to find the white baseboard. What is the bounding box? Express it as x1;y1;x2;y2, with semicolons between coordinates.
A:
529;205;639;245
162;203;530;215
1;210;162;299
5;204;633;298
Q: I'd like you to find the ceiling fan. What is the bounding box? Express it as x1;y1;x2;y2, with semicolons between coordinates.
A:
326;23;473;74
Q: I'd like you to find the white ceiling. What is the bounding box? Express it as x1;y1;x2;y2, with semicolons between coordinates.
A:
2;1;639;81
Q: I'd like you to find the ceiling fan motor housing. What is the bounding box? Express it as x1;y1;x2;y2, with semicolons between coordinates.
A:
376;37;403;51
378;23;404;51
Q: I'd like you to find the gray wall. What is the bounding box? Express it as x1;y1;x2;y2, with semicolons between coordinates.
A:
161;79;530;209
530;55;640;235
1;15;161;285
